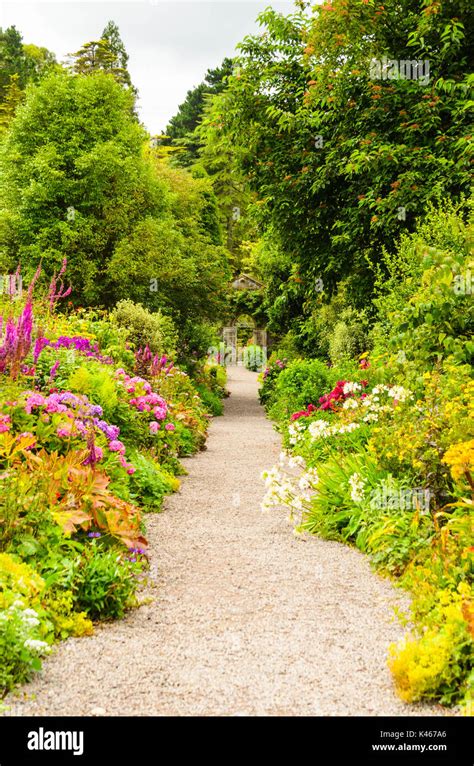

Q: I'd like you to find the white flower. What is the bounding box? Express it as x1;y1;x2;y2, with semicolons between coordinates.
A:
342;397;359;409
338;422;360;434
278;451;287;465
23;608;38;618
363;413;379;422
349;472;366;503
306;467;319;484
308;419;330;441
288;455;306;469
298;476;311;491
24;616;40;628
291;496;303;511
343;382;361;395
387;385;412;403
23;639;51;654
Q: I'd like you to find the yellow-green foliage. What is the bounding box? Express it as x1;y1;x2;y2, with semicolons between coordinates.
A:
68;365;118;410
44;591;93;640
389;585;473;706
0;553;44;607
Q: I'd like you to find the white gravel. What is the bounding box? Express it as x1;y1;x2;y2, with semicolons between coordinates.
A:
5;367;447;716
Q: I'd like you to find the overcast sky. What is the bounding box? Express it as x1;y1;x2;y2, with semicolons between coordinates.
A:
1;1;294;134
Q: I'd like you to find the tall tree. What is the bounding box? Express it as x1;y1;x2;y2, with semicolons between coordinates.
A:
69;38;130;88
0;70;156;303
0;69;230;321
0;26;25;101
101;20;133;89
210;0;473;327
166;57;234;165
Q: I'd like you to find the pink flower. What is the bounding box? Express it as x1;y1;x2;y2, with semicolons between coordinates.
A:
0;415;11;433
109;439;126;455
118;455;135;474
165;423;176;432
45;400;68;414
24;393;45;414
149;421;160;434
153;405;167;421
56;425;72;438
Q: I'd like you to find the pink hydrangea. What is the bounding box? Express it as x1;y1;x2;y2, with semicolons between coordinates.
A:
165;423;176;432
24;393;46;414
149;421;160;434
109;439;126;455
56;425;72;438
0;415;11;433
45;400;68;414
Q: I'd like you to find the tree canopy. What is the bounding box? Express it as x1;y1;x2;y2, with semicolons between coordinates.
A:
202;0;473;335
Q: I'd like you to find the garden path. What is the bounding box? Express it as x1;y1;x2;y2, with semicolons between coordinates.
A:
6;368;442;716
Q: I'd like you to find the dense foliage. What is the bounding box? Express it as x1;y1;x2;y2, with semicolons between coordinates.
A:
0;264;226;697
260;202;473;711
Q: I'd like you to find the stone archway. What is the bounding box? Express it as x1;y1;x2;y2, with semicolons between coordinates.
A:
222;314;267;367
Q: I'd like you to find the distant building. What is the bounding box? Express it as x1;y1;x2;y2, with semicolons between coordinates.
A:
231;273;263;291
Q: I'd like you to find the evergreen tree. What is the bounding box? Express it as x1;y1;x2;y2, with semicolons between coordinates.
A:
101;20;133;89
166;57;234;165
69;38;130;87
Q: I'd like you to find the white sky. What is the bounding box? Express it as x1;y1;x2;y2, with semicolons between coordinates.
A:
1;0;294;134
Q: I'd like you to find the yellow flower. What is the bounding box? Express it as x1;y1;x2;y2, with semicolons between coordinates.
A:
443;440;474;482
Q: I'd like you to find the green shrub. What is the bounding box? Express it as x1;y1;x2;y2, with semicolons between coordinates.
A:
112;300;177;356
328;312;368;365
71;546;143;621
267;358;330;423
258;355;288;406
194;384;223;416
128;451;178;511
0;598;51;697
370;199;474;383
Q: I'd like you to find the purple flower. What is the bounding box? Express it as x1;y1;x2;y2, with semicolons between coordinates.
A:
49;360;60;380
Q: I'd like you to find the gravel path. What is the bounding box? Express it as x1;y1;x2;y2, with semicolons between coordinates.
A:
6;367;445;716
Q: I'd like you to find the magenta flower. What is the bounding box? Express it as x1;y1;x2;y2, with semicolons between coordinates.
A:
149;421;160;434
0;415;11;433
56;425;72;438
24;392;46;414
165;423;176;432
109;439;126;455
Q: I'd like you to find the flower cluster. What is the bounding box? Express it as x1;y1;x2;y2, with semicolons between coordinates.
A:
348;472;366;504
3;390;136;473
291;403;318;421
34;335;113;365
442;439;474;484
261;451;319;522
287;382;413;445
135;346;174;377
262;358;286;380
0;599;51;657
0;301;34;377
115;369;173;434
318;379;368;411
